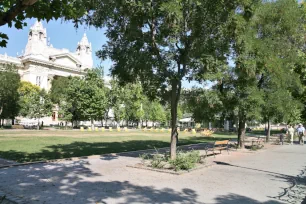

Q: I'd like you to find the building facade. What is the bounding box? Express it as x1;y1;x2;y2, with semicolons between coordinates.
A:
0;21;93;91
0;21;95;125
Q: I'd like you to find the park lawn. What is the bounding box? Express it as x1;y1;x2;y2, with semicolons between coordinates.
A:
0;130;236;163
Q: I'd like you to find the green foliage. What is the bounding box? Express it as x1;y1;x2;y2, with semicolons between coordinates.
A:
60;69;107;126
149;100;166;125
185;88;223;123
49;76;70;104
139;153;149;164
169;150;201;171
0;64;20;121
18;82;53;122
123;83;145;122
0;0;94;47
150;154;166;169
90;0;245;157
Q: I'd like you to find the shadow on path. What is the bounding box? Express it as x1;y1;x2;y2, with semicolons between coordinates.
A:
214;193;283;204
0;160;201;204
215;162;306;204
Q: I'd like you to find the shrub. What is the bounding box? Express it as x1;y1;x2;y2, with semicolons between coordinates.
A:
139;153;150;164
151;154;166;169
169;150;201;171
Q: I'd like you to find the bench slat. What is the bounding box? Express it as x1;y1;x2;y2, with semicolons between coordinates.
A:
215;140;229;145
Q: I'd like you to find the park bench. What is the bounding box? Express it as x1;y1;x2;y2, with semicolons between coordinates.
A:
204;140;229;158
230;137;265;149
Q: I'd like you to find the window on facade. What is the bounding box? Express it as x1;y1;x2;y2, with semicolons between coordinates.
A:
36;76;41;86
39;32;43;40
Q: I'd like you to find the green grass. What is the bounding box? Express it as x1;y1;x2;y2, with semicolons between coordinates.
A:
0;130;235;163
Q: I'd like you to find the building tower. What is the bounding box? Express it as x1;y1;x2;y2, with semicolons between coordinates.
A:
76;33;93;69
24;21;47;58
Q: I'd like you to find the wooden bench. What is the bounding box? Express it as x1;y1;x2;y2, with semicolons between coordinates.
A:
230;137;265;149
204;140;229;158
251;137;265;147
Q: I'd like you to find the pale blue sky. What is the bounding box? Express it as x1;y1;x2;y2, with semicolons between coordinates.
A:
0;19;202;88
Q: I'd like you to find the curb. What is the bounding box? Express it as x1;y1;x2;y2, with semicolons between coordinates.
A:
126;163;214;175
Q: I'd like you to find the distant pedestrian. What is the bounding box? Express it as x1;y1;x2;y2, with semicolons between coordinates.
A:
296;124;305;145
288;125;295;145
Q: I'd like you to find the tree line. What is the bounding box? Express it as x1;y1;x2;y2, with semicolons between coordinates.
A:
0;65;182;130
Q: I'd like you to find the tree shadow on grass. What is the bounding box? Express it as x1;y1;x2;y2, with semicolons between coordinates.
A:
0;137;231;163
0;160;202;204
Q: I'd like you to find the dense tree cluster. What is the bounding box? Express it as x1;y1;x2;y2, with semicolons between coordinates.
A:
0;67;174;129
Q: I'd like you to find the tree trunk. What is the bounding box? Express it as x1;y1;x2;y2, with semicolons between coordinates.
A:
170;79;181;160
11;118;15;125
266;119;271;143
104;111;108;127
37;118;40;130
238;116;246;149
91;118;94;130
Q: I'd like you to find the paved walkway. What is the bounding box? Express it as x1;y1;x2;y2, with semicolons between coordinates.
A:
0;145;305;204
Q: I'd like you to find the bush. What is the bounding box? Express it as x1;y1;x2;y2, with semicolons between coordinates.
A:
151;154;166;169
169;150;201;171
139;153;150;164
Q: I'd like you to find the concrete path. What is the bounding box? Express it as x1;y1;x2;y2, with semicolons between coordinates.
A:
0;145;305;204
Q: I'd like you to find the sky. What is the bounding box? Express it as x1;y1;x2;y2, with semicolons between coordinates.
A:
0;19;203;88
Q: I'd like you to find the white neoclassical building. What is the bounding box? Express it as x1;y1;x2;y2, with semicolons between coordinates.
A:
0;20;93;91
0;21;96;125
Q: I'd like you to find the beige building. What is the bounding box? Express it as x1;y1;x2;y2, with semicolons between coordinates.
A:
0;21;94;125
0;20;93;91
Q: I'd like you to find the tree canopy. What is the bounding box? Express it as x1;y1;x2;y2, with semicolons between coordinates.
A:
90;0;246;159
0;64;20;124
0;0;94;47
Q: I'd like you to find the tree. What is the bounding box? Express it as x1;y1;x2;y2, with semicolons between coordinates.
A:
0;64;20;126
78;69;107;129
0;0;94;47
109;80;126;127
185;88;223;123
124;83;145;126
49;76;70;104
261;71;304;141
220;0;306;147
60;76;84;127
18;81;52;129
149;101;166;127
91;0;241;159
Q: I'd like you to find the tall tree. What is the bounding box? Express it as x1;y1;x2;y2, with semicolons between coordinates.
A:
78;69;107;129
61;76;84;127
18;82;52;129
124;83;145;126
185;88;223;124
109;80;126;127
49;76;70;104
91;0;241;159
0;64;20;126
222;0;306;147
149;100;166;127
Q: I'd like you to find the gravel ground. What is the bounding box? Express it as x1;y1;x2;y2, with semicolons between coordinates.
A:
0;144;305;204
